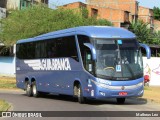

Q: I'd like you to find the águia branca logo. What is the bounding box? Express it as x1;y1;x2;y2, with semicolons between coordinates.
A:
24;58;71;71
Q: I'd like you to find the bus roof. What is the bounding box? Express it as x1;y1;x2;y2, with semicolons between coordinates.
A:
17;26;136;44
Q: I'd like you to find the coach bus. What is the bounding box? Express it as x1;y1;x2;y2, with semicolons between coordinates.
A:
16;26;151;104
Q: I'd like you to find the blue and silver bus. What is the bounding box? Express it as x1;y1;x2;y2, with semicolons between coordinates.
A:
16;26;151;104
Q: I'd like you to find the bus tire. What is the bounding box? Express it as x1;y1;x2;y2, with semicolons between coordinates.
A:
116;98;125;104
32;81;39;98
77;84;85;104
25;81;32;97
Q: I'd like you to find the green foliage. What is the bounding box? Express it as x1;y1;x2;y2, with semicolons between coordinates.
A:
96;19;113;26
129;20;152;44
153;7;160;20
80;7;89;18
151;30;160;44
129;20;160;45
0;5;112;45
0;99;10;111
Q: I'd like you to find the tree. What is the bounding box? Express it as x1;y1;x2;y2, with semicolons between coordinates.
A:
152;30;160;44
96;19;113;26
129;20;160;45
129;20;152;44
0;5;112;45
153;7;160;20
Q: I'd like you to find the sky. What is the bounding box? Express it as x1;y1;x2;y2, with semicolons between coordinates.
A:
49;0;160;9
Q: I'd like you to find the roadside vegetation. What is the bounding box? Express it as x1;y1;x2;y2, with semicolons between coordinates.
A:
143;86;160;104
129;20;160;46
153;7;160;20
0;76;16;89
0;99;10;111
0;4;112;46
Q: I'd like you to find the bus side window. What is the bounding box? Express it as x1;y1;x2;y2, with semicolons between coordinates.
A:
16;44;26;59
48;46;57;58
66;36;79;61
47;40;57;58
77;35;94;73
35;41;47;58
55;36;79;61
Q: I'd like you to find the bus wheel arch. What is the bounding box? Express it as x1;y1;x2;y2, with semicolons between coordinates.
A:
25;78;32;97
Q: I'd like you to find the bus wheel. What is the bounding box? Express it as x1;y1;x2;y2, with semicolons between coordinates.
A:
25;81;32;97
32;81;39;97
77;84;85;104
116;98;125;104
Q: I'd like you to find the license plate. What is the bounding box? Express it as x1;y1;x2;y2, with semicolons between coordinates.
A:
119;92;128;96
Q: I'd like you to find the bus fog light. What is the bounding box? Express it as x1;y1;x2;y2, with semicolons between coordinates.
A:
99;91;106;96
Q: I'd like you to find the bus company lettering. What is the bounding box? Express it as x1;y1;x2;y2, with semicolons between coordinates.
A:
24;58;71;71
40;58;71;70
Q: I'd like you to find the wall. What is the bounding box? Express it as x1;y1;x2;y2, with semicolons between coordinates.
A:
138;6;154;28
143;57;160;86
0;56;15;76
154;20;160;31
86;0;138;15
6;0;20;10
87;4;127;27
62;2;128;27
0;7;6;19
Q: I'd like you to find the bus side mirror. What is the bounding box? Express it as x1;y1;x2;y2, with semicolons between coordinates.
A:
140;43;151;59
83;43;96;60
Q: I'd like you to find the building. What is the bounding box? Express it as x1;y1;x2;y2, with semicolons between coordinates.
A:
86;0;139;23
138;6;154;29
19;0;49;10
154;20;160;31
62;0;156;30
0;0;48;10
87;4;130;27
62;2;130;28
86;0;156;30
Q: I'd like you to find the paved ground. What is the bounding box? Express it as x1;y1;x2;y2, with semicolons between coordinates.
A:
0;89;160;120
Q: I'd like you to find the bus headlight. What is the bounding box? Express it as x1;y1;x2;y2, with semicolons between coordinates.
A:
91;80;110;89
136;82;143;87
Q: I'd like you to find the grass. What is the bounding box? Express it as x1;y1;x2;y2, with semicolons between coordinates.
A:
0;76;17;89
0;99;10;112
143;86;160;104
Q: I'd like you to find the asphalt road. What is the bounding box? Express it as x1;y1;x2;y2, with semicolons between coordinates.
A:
0;89;160;120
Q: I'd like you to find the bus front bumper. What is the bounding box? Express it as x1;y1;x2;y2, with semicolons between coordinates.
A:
85;80;144;99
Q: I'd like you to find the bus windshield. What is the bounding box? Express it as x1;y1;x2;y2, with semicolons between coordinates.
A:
94;39;143;80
